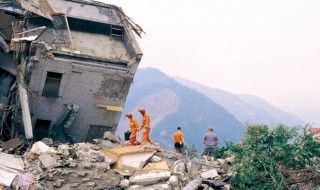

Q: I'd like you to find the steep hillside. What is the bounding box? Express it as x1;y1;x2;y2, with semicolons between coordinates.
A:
174;77;305;127
116;68;245;151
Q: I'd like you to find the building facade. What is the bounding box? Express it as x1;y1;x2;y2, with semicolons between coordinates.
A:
0;0;143;142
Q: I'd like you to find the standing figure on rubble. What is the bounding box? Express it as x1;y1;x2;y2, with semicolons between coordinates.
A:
201;127;219;160
138;108;154;145
126;112;140;146
173;127;186;155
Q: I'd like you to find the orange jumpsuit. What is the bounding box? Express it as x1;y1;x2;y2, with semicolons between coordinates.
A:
141;113;154;144
129;117;140;146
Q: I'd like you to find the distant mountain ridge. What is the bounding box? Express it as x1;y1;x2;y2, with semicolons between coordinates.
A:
174;77;305;127
117;68;245;151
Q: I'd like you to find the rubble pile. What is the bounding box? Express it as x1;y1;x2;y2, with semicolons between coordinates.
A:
0;133;235;190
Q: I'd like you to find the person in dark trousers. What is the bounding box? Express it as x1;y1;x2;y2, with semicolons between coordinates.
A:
202;127;219;160
173;127;186;155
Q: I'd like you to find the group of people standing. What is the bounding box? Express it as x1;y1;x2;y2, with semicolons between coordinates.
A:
125;107;154;146
173;127;219;158
125;108;219;158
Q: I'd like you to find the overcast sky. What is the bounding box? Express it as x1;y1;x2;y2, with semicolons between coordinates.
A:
103;0;320;125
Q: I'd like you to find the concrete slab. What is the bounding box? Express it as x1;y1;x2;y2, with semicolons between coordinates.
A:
38;154;59;168
102;146;156;169
0;152;24;171
129;170;171;186
0;166;19;187
200;169;219;179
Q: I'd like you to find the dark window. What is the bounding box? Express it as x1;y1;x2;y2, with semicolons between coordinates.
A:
42;72;62;97
34;119;51;141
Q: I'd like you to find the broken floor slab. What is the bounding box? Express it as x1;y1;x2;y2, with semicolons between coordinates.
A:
102;145;156;169
128;183;171;190
30;141;57;155
38;154;59;169
200;169;219;180
129;170;171;186
142;161;169;171
0;152;24;171
0;138;24;153
0;166;20;187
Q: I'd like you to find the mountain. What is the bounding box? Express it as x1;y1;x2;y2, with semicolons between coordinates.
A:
116;68;245;151
174;77;305;127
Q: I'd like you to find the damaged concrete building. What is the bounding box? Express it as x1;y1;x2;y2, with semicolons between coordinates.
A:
0;0;143;143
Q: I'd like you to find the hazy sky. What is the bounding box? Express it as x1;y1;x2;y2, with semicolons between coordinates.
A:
103;0;320;125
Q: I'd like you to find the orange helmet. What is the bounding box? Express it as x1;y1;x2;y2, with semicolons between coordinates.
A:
138;108;145;113
126;112;133;117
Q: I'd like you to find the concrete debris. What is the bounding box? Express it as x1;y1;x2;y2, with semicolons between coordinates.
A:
168;175;179;187
172;159;186;177
30;141;56;155
200;169;219;180
0;137;236;190
128;183;171;190
129;170;171;186
0;138;24;153
103;131;117;142
150;155;162;163
38;154;59;169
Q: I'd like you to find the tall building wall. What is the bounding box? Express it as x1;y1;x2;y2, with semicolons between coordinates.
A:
28;49;133;142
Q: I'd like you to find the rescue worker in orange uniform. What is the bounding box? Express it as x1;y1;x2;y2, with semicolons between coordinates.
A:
138;108;154;145
126;112;140;146
173;127;186;155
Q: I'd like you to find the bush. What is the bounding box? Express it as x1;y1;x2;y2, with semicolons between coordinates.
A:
228;124;320;190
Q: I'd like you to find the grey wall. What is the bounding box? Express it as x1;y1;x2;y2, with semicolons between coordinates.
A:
28;46;133;142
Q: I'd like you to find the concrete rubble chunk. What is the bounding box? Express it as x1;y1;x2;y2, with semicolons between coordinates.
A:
143;161;169;171
187;161;200;177
38;154;59;169
41;138;53;146
1;138;24;153
128;183;171;190
183;178;202;190
200;184;209;190
103;146;156;169
70;183;80;188
30;141;57;155
101;140;117;148
168;175;179;187
57;144;70;156
225;156;235;164
172;160;186;177
202;179;226;188
129;170;171;186
224;184;231;190
103;131;117;142
120;179;130;188
200;169;219;179
217;159;225;165
150;155;162;163
86;182;95;187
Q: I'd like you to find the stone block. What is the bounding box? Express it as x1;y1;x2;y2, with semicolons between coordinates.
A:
129;170;171;186
38;154;58;169
200;169;219;179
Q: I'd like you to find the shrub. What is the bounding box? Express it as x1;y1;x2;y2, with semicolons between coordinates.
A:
228;124;320;189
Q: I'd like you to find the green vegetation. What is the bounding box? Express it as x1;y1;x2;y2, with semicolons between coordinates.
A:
219;124;320;189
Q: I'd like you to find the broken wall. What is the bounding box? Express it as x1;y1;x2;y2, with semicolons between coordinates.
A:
28;46;133;142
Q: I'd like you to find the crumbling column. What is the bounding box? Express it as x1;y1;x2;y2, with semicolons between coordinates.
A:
18;83;33;139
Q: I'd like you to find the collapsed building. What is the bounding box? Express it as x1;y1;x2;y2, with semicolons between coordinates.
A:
0;0;144;143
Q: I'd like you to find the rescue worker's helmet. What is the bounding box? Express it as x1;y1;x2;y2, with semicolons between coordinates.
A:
138;108;145;113
126;112;133;117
